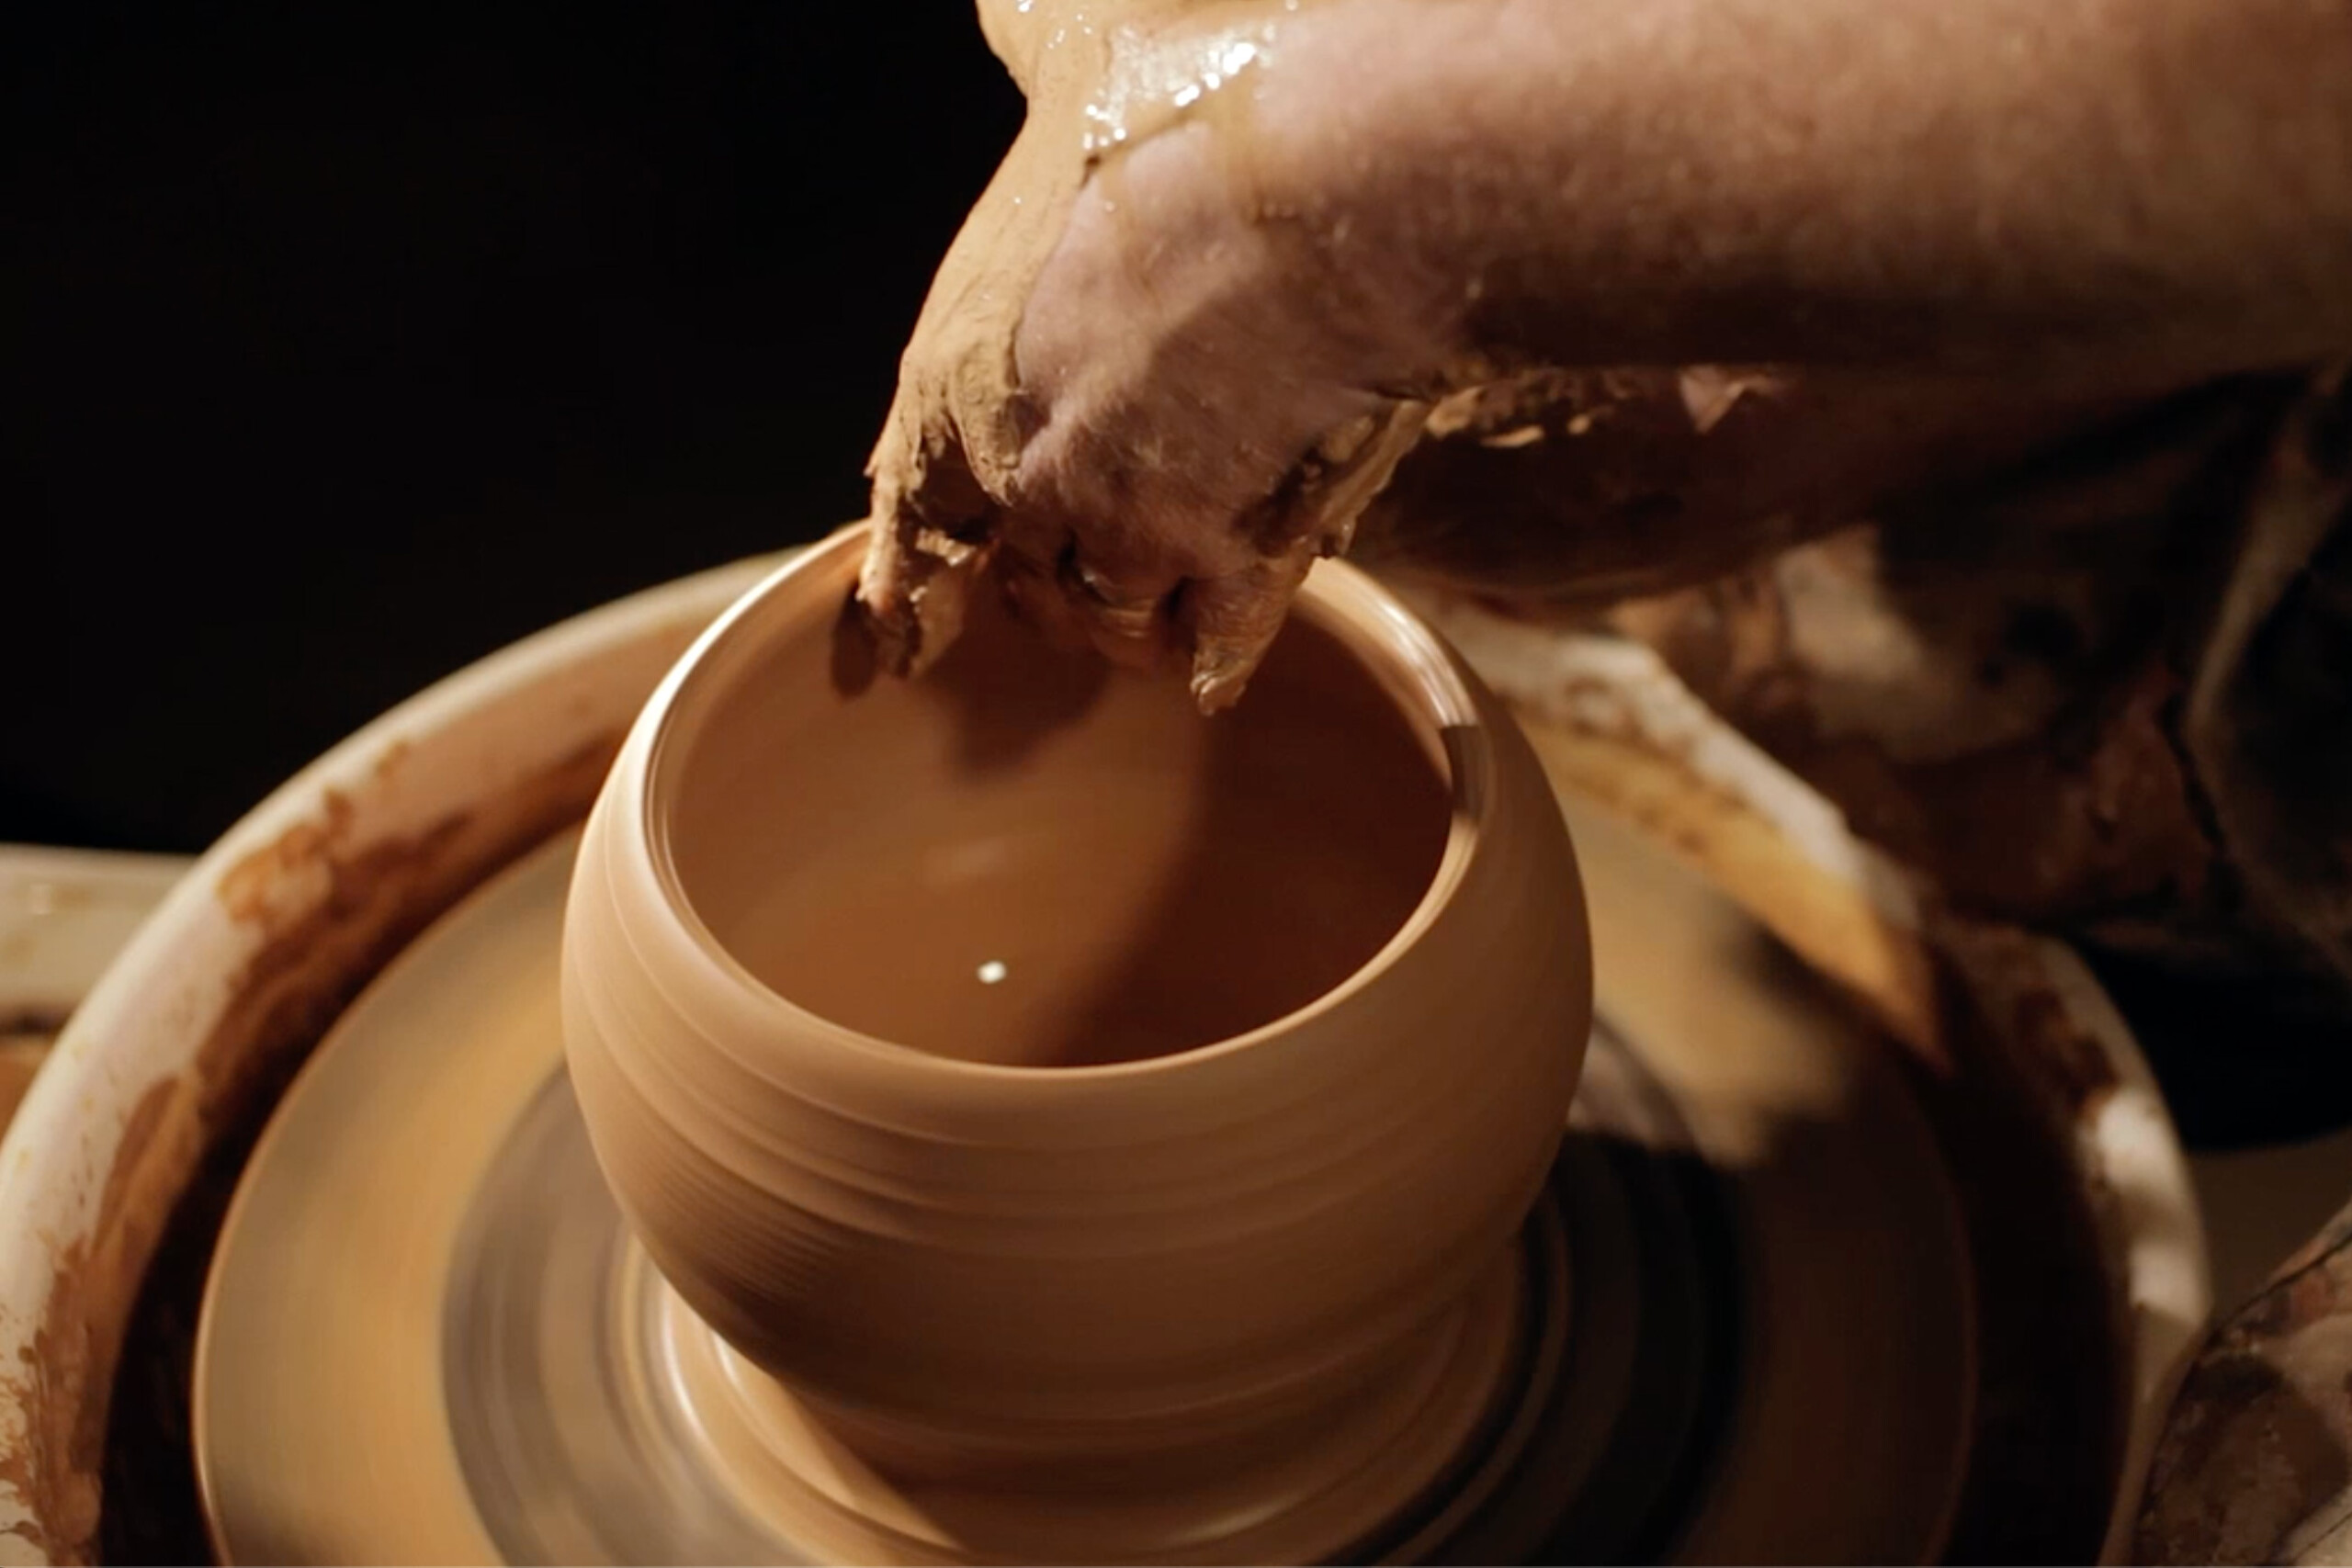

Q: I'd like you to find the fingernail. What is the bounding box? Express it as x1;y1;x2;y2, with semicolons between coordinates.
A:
1189;642;1261;713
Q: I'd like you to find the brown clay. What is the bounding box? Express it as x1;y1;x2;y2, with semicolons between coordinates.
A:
693;572;1448;1069
560;527;1593;1561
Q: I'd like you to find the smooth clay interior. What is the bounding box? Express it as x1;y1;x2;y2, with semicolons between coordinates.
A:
657;582;1453;1068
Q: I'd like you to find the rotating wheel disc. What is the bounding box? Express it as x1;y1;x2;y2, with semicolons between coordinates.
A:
196;799;1975;1563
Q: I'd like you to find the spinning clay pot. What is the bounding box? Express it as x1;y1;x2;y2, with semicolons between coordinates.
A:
560;527;1591;1560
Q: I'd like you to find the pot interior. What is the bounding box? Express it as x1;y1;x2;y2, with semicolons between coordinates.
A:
657;585;1453;1068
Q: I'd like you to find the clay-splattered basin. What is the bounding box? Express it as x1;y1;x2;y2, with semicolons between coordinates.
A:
0;547;784;1564
0;535;2209;1564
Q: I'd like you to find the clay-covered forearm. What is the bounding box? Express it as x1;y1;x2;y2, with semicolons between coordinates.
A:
861;0;2351;702
1250;0;2352;389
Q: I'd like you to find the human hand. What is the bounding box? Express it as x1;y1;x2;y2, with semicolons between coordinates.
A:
859;0;2352;705
859;0;1453;710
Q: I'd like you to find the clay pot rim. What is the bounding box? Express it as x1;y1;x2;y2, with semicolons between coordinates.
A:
634;525;1487;1084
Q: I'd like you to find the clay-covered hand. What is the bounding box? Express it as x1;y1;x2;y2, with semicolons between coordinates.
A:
859;0;1456;711
859;0;2352;705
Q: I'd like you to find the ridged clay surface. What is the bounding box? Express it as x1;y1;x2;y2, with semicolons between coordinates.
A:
560;527;1591;1549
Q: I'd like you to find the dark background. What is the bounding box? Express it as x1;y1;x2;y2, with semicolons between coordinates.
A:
4;6;1023;851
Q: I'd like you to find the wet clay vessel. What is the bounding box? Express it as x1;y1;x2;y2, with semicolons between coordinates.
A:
559;528;1593;1562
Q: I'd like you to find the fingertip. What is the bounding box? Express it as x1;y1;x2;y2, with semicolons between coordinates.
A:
1181;561;1309;713
854;517;983;679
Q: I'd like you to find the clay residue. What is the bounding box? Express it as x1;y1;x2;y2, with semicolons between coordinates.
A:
0;1077;189;1562
1604;525;2219;927
1926;915;2123;1115
858;0;1430;712
1516;714;1944;1063
2136;1219;2352;1563
1909;939;2134;1565
4;732;622;1565
1421;607;1947;1061
856;0;1136;677
194;737;616;1115
1504;693;2132;1561
1359;368;2167;617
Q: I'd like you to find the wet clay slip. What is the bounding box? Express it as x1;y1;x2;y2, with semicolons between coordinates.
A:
560;527;1593;1562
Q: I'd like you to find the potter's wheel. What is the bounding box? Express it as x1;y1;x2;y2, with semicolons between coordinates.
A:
193;781;1986;1565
